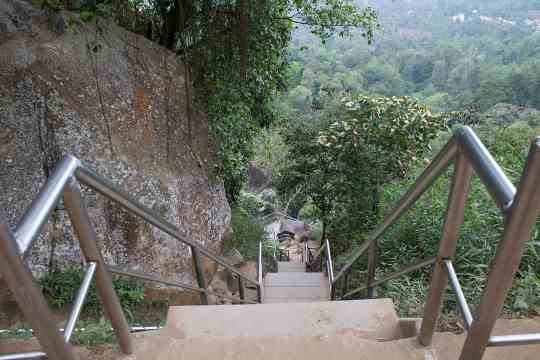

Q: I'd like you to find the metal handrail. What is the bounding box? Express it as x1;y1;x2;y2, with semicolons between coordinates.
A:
257;240;264;303
327;126;540;360
307;239;335;299
0;154;262;360
334;128;516;285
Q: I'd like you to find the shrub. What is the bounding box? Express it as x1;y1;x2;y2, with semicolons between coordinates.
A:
39;266;148;320
226;205;268;261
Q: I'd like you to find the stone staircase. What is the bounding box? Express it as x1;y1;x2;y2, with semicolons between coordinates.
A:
264;261;329;303
4;128;540;359
130;257;422;359
127;258;540;360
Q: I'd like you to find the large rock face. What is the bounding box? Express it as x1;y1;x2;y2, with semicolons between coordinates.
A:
0;0;230;285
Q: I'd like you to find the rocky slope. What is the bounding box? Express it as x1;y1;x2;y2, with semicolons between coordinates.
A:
0;0;230;286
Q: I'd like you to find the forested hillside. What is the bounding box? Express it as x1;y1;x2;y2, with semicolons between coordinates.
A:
253;0;540;322
278;0;540;114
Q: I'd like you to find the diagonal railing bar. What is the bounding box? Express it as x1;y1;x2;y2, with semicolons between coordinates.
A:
107;265;257;305
341;256;436;300
444;260;473;330
64;262;97;341
75;163;259;288
15;156;80;256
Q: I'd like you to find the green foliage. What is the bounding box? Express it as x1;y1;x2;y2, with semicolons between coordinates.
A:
39;266;147;320
71;319;116;346
281;0;540;116
373;124;540;317
226;199;269;260
319;95;448;183
253;127;288;173
79;10;95;22
43;0;378;203
278;94;448;247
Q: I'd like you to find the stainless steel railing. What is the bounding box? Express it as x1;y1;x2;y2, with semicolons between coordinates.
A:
309;126;540;360
308;238;335;299
0;155;262;360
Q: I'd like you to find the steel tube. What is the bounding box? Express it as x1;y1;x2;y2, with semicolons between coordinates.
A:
257;241;263;303
342;272;349;299
0;212;75;360
371;257;436;288
238;277;245;301
456;127;516;211
342;285;365;299
309;241;326;268
63;181;133;354
108;265;256;304
460;138;540;360
325;239;334;283
75;164;259;287
419;151;473;346
444;260;473;329
64;262;97;341
0;352;47;360
366;240;378;299
341;257;436;300
14;155;80;255
333;239;371;283
335;137;458;283
191;246;209;305
488;333;540;347
325;239;335;299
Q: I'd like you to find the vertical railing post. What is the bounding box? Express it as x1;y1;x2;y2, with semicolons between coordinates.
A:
257;241;263;303
190;246;209;305
459;139;540;360
63;180;133;354
0;212;75;360
342;272;349;299
366;239;378;299
238;276;245;301
419;152;473;346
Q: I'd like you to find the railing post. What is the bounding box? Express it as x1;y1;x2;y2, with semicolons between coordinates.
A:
459;139;540;360
0;212;76;360
419;151;473;346
366;239;378;299
257;241;263;303
238;276;245;301
342;272;349;299
63;180;133;354
190;246;209;305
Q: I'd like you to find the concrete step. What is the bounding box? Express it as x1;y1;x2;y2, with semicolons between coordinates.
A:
165;299;402;340
277;261;305;272
126;326;540;360
264;284;329;302
264;272;328;287
264;271;329;303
